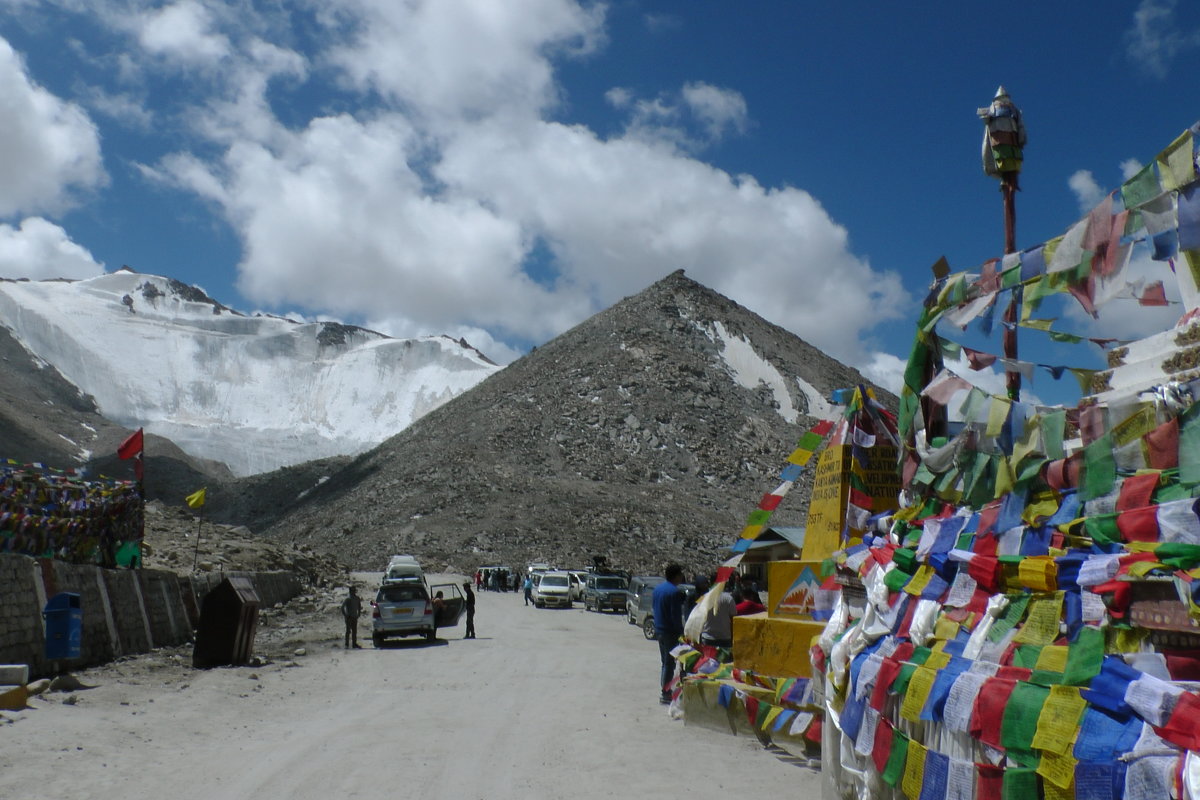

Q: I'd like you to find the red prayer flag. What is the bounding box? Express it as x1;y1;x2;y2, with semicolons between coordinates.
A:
1144;418;1180;470
964;347;998;371
871;715;894;773
1140;281;1169;306
976;765;1004;800
970;678;1017;749
1117;472;1160;511
870;658;902;712
117;427;144;460
758;493;783;511
1117;506;1161;543
811;419;835;437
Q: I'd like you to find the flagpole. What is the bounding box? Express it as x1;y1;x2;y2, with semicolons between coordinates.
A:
192;509;203;573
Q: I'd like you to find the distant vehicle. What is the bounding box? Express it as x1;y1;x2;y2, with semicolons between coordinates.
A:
384;555;424;584
527;562;552;576
568;570;589;602
625;576;666;625
533;571;573;608
583;574;628;613
630;581;694;640
371;580;465;645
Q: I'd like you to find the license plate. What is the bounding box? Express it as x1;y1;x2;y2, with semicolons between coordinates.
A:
392;608;413;615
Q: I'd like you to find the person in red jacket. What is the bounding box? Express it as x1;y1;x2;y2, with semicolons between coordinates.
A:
735;588;766;616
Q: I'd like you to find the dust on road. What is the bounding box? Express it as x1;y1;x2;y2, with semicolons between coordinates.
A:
0;577;819;800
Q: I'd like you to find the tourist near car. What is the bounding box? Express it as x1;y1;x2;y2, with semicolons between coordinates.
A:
371;580;466;645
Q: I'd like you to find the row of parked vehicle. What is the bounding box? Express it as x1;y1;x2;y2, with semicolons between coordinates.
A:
525;567;696;642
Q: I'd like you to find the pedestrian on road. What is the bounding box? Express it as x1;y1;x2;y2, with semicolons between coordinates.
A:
652;564;686;704
523;575;533;605
341;586;363;649
700;585;737;651
474;570;482;591
463;583;476;639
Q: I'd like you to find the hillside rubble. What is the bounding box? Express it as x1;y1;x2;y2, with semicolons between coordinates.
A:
266;270;893;575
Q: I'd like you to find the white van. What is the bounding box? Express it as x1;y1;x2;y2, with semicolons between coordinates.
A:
385;555;424;584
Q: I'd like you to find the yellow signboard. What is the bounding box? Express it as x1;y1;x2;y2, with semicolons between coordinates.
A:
801;444;900;560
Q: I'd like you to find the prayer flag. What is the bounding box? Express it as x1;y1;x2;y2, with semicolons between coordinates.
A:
117;427;144;459
186;487;207;509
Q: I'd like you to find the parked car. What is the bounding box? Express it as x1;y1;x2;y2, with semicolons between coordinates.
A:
583;574;628;613
371;580;465;645
384;555;425;584
626;576;666;625
631;582;695;640
532;571;573;608
568;570;589;602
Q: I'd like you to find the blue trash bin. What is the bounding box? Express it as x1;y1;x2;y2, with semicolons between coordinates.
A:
44;592;82;660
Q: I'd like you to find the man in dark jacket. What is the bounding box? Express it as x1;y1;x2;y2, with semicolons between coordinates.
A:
463;583;476;639
652;564;686;704
341;586;363;649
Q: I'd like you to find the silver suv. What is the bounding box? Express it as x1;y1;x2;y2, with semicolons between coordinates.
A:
371;581;465;645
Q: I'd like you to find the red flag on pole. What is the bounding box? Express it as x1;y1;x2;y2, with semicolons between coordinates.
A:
118;428;143;460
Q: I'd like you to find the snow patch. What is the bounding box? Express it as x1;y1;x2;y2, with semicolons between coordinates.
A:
0;273;502;476
710;321;798;423
793;375;838;421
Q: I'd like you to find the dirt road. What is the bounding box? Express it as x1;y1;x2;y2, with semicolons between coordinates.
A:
1;578;819;799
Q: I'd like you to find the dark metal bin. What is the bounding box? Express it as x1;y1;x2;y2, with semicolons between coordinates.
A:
192;577;260;668
43;592;82;660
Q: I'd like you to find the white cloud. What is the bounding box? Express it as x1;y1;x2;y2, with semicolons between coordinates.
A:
0;36;106;217
1126;0;1200;78
862;351;905;395
326;0;606;122
1120;158;1144;180
137;0;232;66
437;119;908;364
681;82;747;141
0;217;104;279
1067;169;1105;214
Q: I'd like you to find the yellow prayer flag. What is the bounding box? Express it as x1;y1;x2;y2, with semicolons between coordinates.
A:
1014;592;1064;645
985;396;1012;438
933;616;961;643
763;706;784;731
899;665;939;723
904;565;935;596
924;649;953;670
1036;746;1078;788
1018;557;1058;592
901;740;928;800
1034;645;1070;674
185;487;207;509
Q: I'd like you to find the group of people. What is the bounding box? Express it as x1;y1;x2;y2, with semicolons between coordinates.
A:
651;565;767;705
474;568;518;592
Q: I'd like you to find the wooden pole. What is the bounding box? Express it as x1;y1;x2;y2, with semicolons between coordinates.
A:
192;511;203;573
1002;173;1021;401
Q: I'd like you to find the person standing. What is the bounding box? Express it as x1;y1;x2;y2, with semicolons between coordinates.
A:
700;585;737;650
341;586;363;649
463;582;476;639
523;574;533;606
652;564;686;704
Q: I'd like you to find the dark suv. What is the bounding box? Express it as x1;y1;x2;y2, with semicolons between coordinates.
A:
582;574;628;613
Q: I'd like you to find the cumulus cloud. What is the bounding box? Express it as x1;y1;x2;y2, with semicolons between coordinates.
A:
137;0;232;66
1125;0;1200;78
0;36;106;217
1067;169;1105;214
62;1;910;372
0;217;104;279
681;82;748;141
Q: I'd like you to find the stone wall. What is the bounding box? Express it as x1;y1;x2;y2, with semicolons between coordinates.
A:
0;555;303;679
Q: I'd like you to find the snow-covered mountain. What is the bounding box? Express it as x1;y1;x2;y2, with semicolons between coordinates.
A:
0;270;501;476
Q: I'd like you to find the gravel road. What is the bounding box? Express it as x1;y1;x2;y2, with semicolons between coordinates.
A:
0;576;819;799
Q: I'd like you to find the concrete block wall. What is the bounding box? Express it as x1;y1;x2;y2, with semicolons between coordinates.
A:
0;555;303;679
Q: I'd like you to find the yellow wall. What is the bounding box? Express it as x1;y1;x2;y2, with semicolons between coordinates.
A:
732;614;826;679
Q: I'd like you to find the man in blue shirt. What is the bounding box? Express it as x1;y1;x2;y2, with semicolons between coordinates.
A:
652;564;686;704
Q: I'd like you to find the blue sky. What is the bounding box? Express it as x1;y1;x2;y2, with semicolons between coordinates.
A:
0;0;1197;402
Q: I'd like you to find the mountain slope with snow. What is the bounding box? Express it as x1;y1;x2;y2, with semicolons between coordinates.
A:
0;270;501;475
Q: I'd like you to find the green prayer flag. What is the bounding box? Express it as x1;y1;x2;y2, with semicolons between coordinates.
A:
1063;626;1104;685
1085;513;1121;545
797;431;825;451
883;568;911;593
1000;682;1050;750
880;729;909;787
1029;669;1064;687
988;594;1030;642
746;509;772;526
1042;410;1066;460
1121;162;1162;210
892;548;918;575
1180;405;1200;485
1013;645;1043;669
1002;766;1040;799
1082;432;1117;500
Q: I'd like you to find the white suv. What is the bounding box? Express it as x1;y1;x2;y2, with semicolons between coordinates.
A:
532;571;573;608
